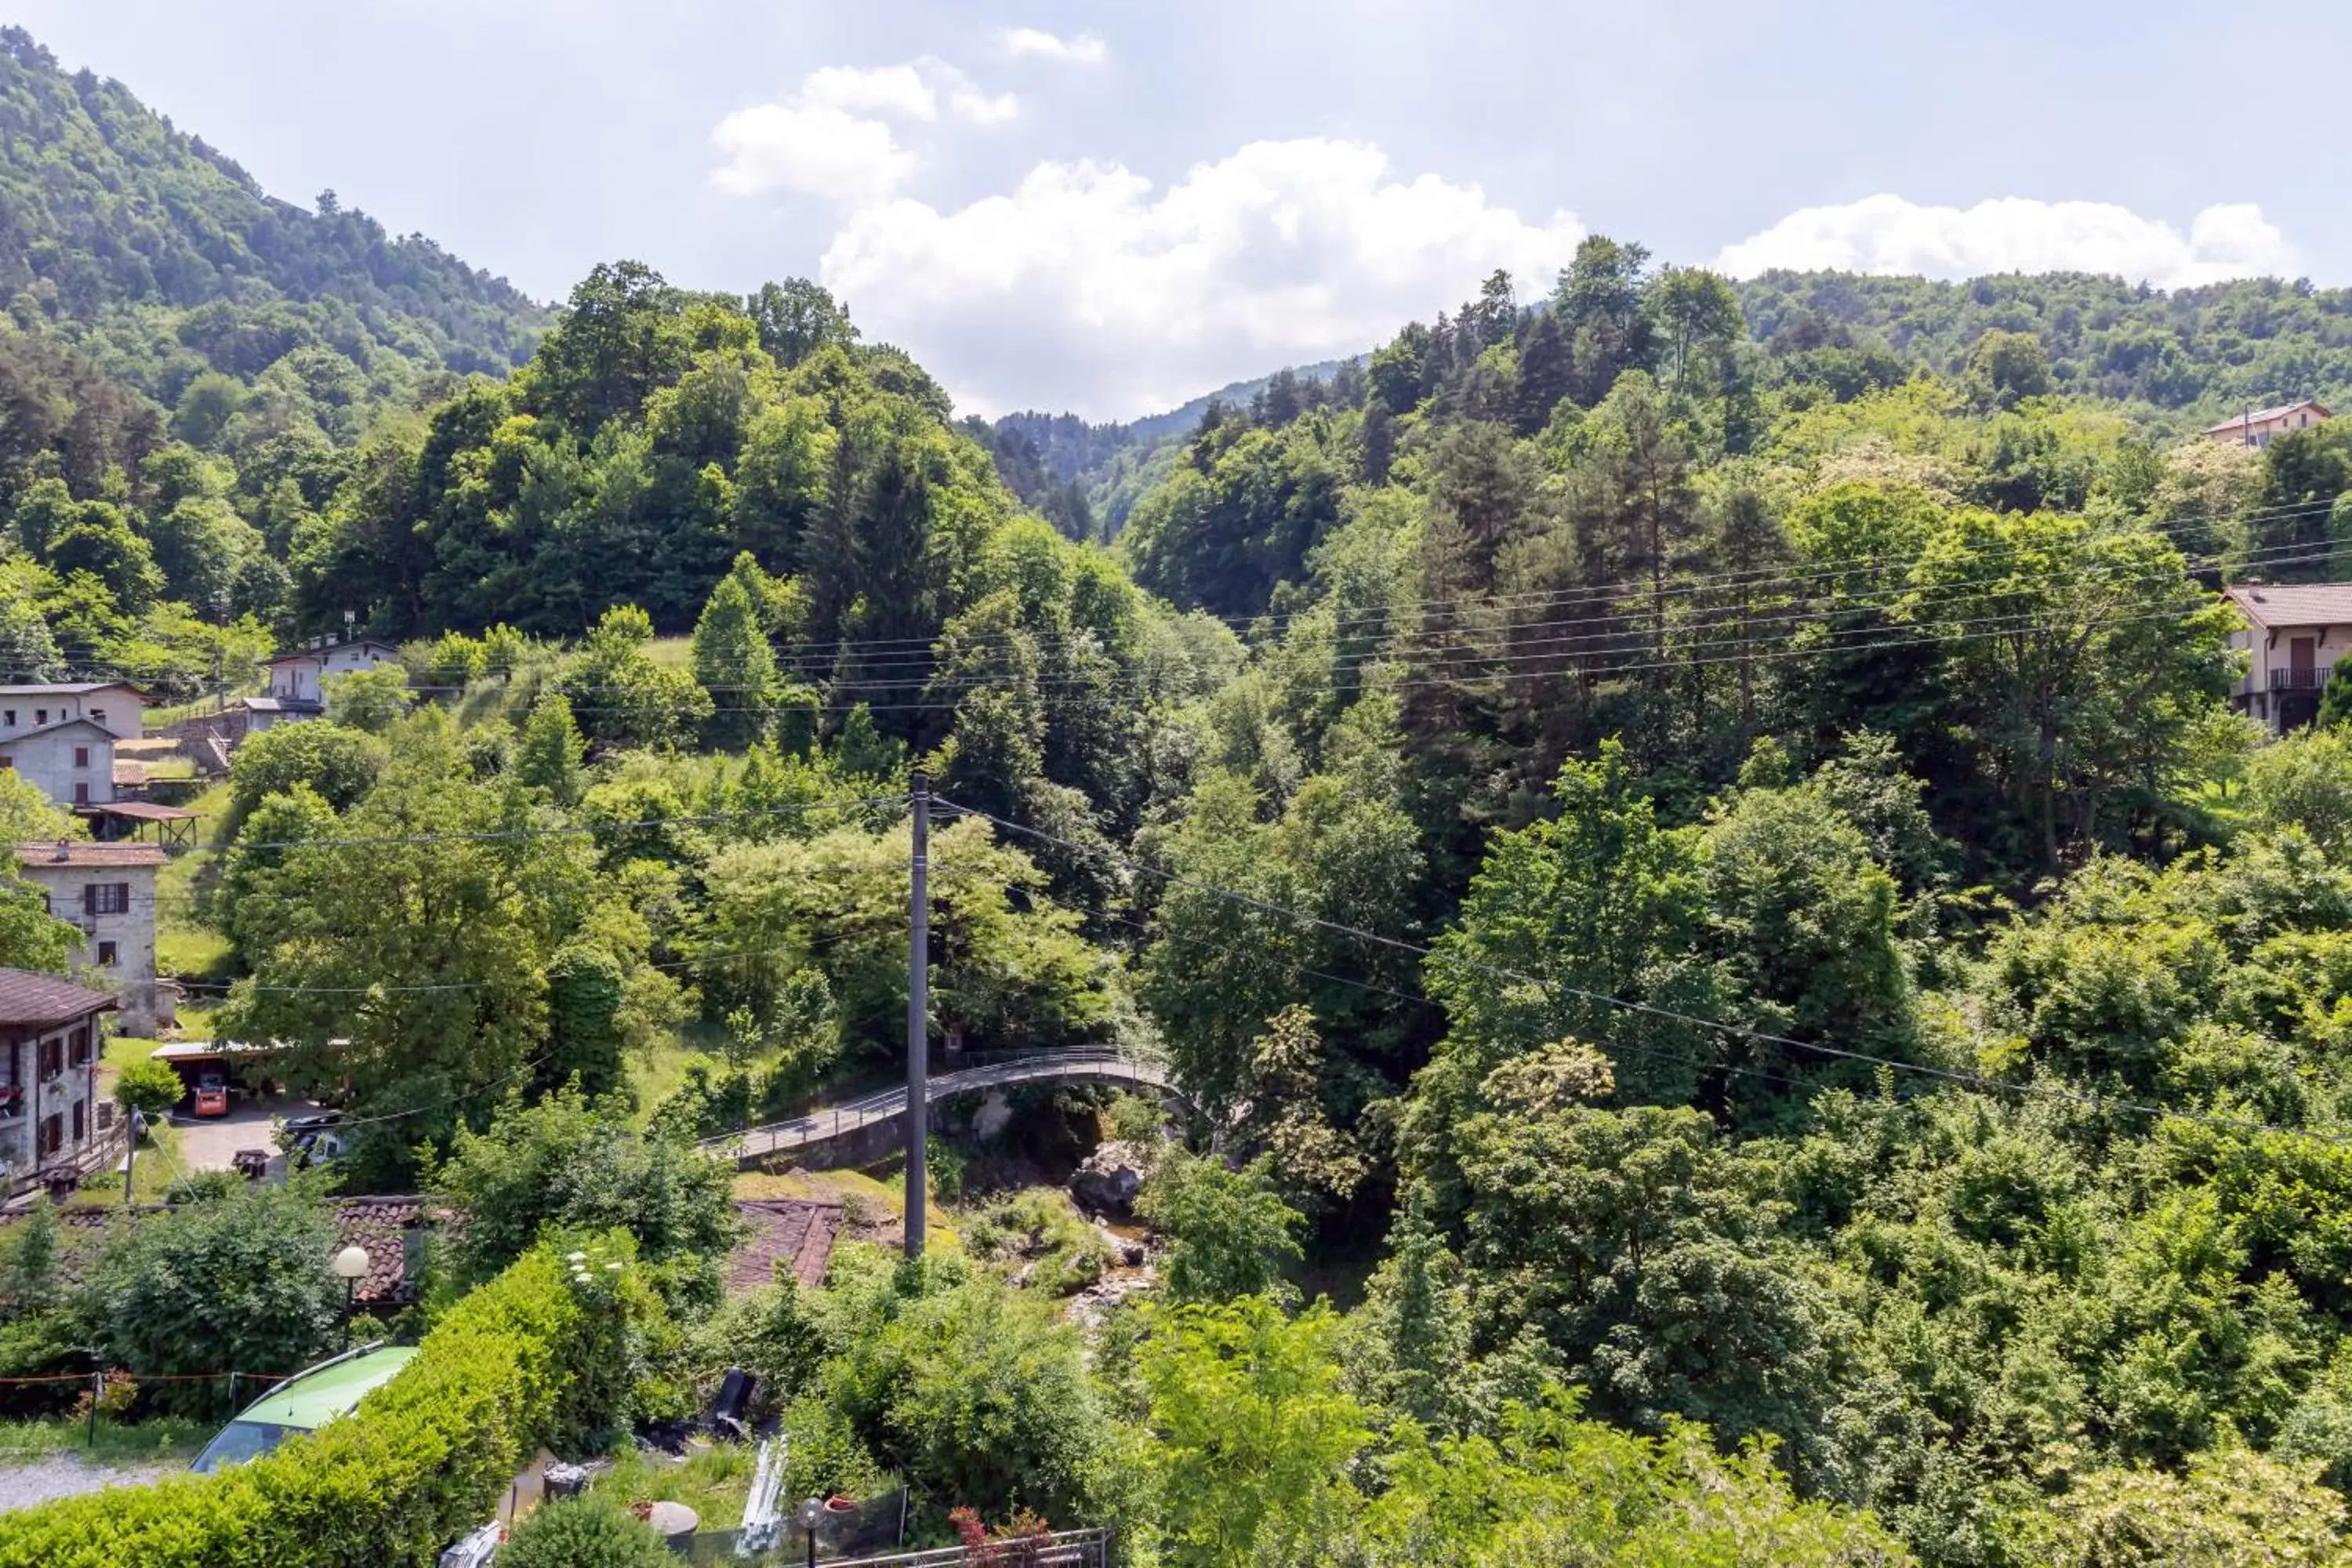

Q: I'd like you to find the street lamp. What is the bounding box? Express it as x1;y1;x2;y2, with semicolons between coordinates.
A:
799;1497;823;1568
332;1244;369;1314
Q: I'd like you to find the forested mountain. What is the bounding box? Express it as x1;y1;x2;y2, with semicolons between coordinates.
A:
1740;268;2352;424
20;28;2352;1559
0;26;543;392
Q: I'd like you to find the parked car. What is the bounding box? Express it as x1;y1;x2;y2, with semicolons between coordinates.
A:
189;1344;418;1473
192;1072;229;1117
279;1109;346;1168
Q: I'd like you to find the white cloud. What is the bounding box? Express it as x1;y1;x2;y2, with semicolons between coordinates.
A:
710;101;916;201
1714;194;2297;288
801;63;938;121
709;58;1016;201
820;138;1584;418
1001;26;1109;65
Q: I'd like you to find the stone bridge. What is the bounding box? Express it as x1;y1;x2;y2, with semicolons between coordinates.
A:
701;1048;1174;1170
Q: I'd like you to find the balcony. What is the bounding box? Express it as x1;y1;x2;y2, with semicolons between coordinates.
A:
2270;667;2329;691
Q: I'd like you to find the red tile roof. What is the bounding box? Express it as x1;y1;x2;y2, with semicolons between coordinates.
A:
12;842;167;869
0;968;118;1030
2223;583;2352;630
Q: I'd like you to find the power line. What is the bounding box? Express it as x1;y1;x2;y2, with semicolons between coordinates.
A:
938;799;2352;1149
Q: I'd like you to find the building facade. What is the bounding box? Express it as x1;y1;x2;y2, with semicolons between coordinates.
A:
2205;401;2332;448
0;718;118;809
2223;582;2352;733
0;968;114;1197
242;637;404;731
12;841;170;1036
0;683;147;743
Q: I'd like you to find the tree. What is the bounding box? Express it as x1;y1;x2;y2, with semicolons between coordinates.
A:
1647;265;1744;390
1965;328;2055;408
323;664;412;733
1552;235;1658;405
223;720;385;830
690;563;779;751
2245;727;2352;856
1137;1151;1305;1304
434;1086;738;1305
81;1181;342;1412
516;693;588;806
746;278;858;367
1138;1297;1370;1568
559;604;713;753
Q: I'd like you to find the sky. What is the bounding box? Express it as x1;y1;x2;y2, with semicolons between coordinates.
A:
11;2;2343;420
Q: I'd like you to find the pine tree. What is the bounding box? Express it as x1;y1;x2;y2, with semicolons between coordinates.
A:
1513;314;1573;435
691;568;779;751
516;693;587;807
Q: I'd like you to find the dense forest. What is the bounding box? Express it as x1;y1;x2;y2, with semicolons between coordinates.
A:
16;22;2352;1563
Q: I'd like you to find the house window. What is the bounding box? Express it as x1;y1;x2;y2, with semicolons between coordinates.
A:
71;1100;83;1144
33;709;46;725
85;884;130;916
96;940;118;967
2;710;13;726
37;1112;61;1158
73;746;89;768
0;758;13;770
68;1029;89;1066
89;708;105;725
38;1036;61;1077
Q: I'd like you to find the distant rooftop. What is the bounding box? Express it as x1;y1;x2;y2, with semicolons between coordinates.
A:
12;841;167;869
0;682;145;699
0;967;118;1029
2224;582;2352;629
2204;400;2332;434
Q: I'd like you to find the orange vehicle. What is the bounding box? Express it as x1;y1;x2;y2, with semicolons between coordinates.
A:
193;1073;230;1117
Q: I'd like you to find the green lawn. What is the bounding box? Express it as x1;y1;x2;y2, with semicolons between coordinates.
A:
586;1443;757;1528
0;1414;209;1465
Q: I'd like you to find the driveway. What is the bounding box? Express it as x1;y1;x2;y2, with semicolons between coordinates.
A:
165;1099;323;1173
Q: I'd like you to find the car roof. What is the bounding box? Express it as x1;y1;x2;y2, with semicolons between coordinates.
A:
236;1346;418;1429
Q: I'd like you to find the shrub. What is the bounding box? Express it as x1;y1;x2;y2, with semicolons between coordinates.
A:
496;1494;674;1568
0;1236;639;1568
114;1055;186;1120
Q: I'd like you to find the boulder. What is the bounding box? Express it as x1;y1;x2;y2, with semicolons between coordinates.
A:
1068;1139;1148;1215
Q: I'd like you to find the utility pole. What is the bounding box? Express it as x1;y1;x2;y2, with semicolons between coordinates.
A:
904;772;929;1259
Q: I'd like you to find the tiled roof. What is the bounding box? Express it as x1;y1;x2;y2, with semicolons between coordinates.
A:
0;683;143;698
2223;583;2352;630
2205;401;2332;433
0;1196;452;1308
727;1200;842;1294
0;968;118;1029
13;842;166;869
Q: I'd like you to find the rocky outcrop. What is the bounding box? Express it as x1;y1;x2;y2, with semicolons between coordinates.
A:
1068;1139;1149;1215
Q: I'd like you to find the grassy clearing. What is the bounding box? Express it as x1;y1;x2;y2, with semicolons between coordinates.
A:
732;1164;963;1250
586;1443;758;1526
0;1414;210;1465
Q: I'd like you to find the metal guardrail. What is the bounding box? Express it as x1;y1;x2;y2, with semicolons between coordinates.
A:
702;1050;1171;1166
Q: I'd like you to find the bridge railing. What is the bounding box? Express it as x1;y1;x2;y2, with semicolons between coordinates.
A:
701;1048;1168;1162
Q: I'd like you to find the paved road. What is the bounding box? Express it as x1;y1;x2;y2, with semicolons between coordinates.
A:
165;1098;328;1173
703;1050;1172;1167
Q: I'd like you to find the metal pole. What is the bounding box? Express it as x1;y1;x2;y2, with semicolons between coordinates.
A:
905;773;929;1260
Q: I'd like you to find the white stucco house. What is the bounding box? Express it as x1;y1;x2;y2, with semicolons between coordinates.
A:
0;967;114;1197
2224;582;2352;734
241;637;404;731
12;840;172;1037
0;683;147;742
0;718;118;809
2205;401;2332;449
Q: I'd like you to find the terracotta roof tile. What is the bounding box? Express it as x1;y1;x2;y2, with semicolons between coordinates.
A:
0;968;117;1029
13;842;167;869
727;1200;843;1294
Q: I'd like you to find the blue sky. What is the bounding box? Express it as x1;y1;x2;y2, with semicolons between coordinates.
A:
13;2;2339;419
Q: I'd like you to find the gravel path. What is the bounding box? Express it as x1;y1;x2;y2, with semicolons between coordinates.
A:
0;1451;184;1511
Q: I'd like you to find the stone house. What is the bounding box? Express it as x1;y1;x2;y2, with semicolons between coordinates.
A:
0;968;114;1197
11;841;171;1036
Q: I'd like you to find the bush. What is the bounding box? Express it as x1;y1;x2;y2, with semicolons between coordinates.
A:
496;1494;674;1568
964;1189;1112;1296
0;1236;641;1568
114;1055;185;1120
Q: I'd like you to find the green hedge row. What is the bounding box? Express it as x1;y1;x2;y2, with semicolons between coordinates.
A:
0;1236;635;1568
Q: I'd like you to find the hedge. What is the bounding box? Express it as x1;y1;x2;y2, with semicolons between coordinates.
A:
0;1235;638;1568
